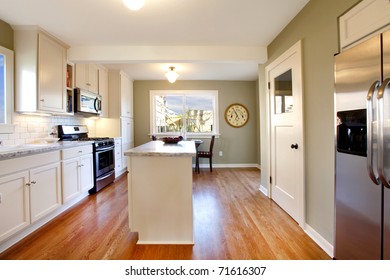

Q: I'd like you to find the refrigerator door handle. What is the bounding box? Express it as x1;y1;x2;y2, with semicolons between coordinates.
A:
367;81;381;185
377;78;390;189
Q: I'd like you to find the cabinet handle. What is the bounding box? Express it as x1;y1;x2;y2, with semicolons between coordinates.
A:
40;99;45;102
78;151;83;153
26;181;37;186
78;164;84;167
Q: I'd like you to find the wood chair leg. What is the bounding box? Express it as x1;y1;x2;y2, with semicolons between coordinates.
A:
210;157;212;172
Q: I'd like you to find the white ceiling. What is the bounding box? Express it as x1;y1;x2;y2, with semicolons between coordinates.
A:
0;0;310;81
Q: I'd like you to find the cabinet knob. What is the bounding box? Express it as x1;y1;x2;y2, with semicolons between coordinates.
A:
290;143;299;149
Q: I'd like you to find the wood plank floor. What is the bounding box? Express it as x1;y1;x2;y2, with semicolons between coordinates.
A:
0;168;330;260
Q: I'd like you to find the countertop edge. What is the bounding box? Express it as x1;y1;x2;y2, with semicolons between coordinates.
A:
0;141;94;161
124;141;197;157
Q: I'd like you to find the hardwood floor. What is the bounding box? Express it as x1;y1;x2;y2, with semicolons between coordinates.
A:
0;168;330;260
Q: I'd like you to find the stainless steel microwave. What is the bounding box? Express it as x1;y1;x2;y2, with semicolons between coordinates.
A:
74;88;102;115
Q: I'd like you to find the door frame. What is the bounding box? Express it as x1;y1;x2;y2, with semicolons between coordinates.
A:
265;40;305;227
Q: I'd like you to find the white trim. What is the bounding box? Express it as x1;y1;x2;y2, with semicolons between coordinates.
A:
0;46;15;134
265;40;305;228
304;224;334;258
149;90;219;137
259;184;268;196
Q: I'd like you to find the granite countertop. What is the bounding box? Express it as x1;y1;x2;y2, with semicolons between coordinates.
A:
0;141;94;161
124;140;196;157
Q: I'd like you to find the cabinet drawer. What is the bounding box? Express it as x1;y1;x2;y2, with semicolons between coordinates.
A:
115;158;122;171
115;146;122;159
61;145;92;160
0;151;60;177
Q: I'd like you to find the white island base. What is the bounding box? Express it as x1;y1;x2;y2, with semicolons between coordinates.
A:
125;141;196;244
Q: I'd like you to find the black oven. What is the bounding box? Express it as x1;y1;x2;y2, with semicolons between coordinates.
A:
93;141;115;193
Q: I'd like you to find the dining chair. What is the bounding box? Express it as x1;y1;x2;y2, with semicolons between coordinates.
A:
196;135;215;173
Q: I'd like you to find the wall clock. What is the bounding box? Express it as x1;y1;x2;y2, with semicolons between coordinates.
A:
225;103;249;128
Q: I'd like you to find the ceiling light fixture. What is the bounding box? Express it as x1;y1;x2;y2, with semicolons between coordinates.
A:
165;66;179;83
122;0;145;11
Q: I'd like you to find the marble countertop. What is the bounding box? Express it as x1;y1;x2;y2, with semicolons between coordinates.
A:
0;141;94;161
124;140;196;157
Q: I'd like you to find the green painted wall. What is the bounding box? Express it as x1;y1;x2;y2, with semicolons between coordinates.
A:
133;80;259;166
261;0;360;244
0;19;13;50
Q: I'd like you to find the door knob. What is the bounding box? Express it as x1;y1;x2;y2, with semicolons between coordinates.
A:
291;143;298;149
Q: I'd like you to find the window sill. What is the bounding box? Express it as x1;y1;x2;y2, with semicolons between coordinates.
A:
0;124;15;134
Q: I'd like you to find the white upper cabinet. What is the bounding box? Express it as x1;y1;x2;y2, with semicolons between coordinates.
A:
75;64;99;94
108;70;133;118
97;65;109;117
339;0;390;50
14;27;68;113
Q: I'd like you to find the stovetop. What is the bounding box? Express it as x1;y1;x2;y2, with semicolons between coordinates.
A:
57;125;114;145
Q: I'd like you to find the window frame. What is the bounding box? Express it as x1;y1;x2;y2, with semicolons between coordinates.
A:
0;45;14;134
149;90;219;138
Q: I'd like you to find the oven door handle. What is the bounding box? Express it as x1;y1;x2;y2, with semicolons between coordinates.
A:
97;170;115;180
96;146;115;153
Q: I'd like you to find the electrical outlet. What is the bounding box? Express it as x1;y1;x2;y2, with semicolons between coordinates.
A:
219;151;223;157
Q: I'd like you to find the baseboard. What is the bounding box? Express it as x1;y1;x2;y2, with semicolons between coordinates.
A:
196;163;259;169
304;224;334;258
259;184;268;196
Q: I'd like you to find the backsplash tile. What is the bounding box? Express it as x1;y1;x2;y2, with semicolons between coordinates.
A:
0;113;96;145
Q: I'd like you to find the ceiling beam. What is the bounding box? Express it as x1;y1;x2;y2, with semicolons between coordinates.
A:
67;45;267;64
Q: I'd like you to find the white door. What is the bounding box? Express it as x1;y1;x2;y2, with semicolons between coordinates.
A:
266;41;304;226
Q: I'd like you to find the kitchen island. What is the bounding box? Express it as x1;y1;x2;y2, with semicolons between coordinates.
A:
124;140;196;244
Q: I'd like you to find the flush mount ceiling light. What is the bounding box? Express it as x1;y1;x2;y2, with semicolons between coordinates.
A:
165;66;179;83
122;0;145;11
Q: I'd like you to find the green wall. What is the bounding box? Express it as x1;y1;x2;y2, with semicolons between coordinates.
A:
261;0;360;244
133;80;259;166
0;19;13;50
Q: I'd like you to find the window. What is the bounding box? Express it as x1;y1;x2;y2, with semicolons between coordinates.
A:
0;45;14;134
150;90;219;137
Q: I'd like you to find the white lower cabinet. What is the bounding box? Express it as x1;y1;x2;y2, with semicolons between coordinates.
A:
0;151;61;243
0;171;30;243
61;145;93;203
114;138;123;178
29;163;61;223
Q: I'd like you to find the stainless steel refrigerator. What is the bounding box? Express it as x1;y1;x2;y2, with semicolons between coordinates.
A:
334;29;390;260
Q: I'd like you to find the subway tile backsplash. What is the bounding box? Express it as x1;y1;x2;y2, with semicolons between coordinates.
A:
0;113;96;145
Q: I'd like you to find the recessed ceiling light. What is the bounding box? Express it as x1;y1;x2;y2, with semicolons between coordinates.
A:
122;0;145;11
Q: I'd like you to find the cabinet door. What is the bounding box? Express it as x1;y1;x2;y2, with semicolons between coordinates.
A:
88;64;99;94
80;154;94;192
98;66;109;117
38;33;66;113
75;64;88;91
61;158;80;203
120;73;132;118
30;162;61;223
0;171;30;243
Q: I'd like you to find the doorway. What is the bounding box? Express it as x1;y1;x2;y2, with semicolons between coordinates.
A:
265;41;305;226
